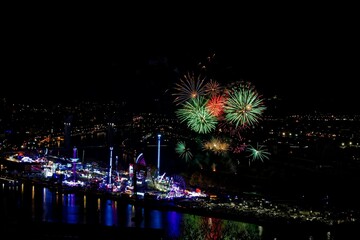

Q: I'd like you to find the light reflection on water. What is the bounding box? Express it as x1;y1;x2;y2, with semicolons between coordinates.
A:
1;181;357;239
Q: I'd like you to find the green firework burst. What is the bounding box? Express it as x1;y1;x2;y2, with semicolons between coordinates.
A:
176;97;218;134
246;143;270;165
224;88;266;128
175;141;193;162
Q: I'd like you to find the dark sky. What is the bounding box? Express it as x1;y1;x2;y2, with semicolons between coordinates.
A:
2;9;359;114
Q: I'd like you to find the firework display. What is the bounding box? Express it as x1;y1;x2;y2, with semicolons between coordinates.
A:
172;53;270;171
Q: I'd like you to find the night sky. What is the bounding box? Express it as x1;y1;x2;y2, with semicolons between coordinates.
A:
2;9;358;114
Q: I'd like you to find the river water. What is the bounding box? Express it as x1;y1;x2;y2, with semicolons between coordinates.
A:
1;180;358;239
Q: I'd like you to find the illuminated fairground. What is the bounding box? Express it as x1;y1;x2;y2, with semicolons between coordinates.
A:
1;147;207;201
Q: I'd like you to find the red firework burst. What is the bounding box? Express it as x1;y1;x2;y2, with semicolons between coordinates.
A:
206;95;226;118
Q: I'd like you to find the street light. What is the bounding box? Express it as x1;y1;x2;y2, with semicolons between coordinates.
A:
157;134;161;176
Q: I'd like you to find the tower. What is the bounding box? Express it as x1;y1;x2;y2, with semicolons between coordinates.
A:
70;147;79;182
157;134;161;176
108;146;113;185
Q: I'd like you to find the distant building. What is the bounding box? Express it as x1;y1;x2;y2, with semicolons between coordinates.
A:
64;115;73;154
